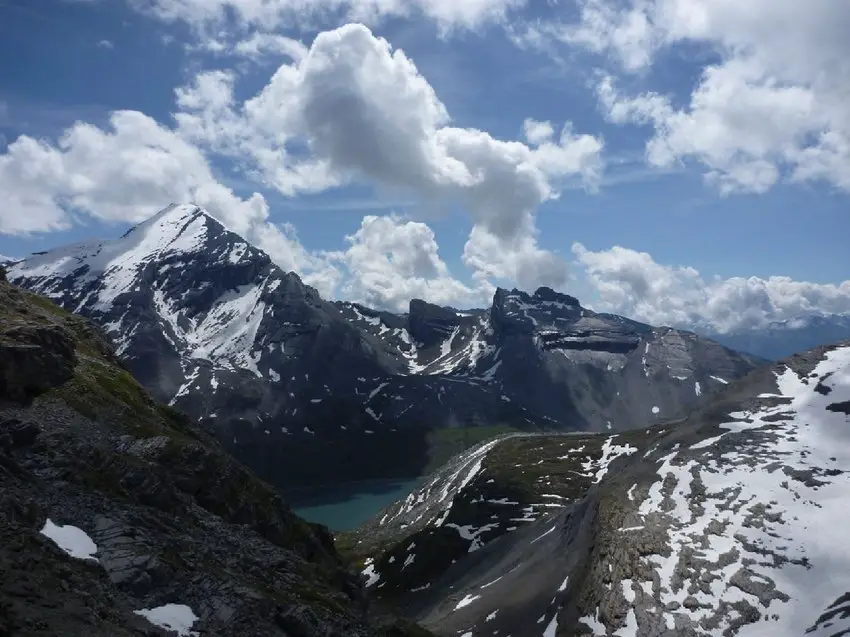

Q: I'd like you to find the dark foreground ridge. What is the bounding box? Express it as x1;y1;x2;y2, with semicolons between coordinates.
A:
341;341;850;637
0;276;429;637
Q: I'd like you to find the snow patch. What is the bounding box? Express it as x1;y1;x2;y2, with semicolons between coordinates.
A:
40;519;98;561
134;604;199;636
634;346;850;636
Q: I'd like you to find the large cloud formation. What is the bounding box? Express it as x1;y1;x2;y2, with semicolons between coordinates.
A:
174;23;603;301
573;242;850;332
0;23;601;308
337;215;486;310
0;109;336;293
526;0;850;194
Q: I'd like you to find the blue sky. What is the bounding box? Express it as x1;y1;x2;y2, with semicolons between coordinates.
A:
1;0;848;330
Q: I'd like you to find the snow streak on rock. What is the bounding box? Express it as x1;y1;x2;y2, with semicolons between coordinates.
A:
381;436;505;531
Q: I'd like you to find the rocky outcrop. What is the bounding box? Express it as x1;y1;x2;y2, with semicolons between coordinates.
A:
407;299;463;348
0;325;77;403
490;286;583;334
0;285;79;404
0;280;429;637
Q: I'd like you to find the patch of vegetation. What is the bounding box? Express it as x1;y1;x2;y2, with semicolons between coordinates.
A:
372;526;470;601
47;359;185;441
23;291;73;317
483;429;650;502
423;424;522;473
288;582;350;616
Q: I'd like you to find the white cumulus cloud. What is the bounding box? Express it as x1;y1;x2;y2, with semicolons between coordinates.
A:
0;23;602;305
337;215;487;310
174;23;603;290
0;110;267;234
573;242;850;332
0;110;338;293
527;0;850;194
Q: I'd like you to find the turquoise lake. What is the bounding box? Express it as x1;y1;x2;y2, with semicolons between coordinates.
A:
287;478;422;532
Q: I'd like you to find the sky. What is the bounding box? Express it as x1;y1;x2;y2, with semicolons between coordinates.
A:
0;0;848;333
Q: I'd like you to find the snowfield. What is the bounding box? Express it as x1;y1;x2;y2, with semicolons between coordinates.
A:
608;345;850;636
351;344;850;637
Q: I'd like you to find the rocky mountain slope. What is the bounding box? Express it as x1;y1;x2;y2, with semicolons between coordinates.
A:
704;314;850;360
0;275;428;636
342;341;850;637
8;203;762;488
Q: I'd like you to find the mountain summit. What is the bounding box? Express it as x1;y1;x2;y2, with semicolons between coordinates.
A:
10;204;763;488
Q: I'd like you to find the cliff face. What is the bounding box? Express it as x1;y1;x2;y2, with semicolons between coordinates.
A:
0;278;428;637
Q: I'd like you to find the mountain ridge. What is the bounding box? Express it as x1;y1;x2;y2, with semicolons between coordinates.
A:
9;204;763;488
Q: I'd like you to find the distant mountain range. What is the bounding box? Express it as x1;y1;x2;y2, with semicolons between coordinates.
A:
703;314;850;360
8;204;762;487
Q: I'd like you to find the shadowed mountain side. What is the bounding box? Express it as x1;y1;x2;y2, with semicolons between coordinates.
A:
0;275;431;637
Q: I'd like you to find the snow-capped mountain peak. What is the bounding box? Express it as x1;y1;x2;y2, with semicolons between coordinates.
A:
15;204;234;309
9;204;322;396
9;204;762;488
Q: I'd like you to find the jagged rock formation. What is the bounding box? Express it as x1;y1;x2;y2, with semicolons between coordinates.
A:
9;204;762;488
0;279;429;637
342;341;850;637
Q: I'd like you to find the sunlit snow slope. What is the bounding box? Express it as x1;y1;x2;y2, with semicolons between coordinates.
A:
345;342;850;637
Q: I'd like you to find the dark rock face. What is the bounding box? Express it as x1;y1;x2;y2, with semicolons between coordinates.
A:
9;204;764;488
0;279;428;637
342;340;850;637
0;325;77;403
408;299;461;348
0;285;78;403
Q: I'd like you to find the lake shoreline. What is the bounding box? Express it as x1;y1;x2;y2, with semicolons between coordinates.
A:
289;477;423;532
